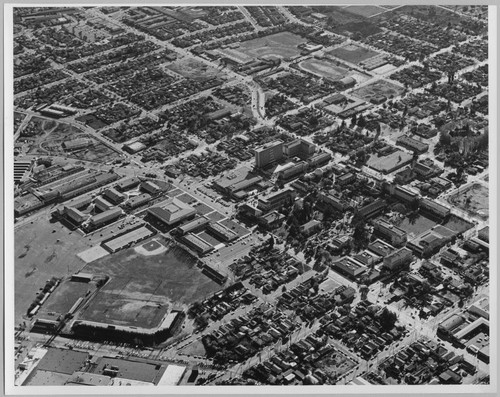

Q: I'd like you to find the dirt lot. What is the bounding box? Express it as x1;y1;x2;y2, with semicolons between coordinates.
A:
448;183;489;220
167;58;226;81
14;216;90;325
351;79;405;102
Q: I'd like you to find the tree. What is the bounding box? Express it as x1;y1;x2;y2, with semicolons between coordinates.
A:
379;307;398;331
439;131;452;147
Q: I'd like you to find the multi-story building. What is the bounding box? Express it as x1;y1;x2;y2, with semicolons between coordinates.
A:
257;187;296;212
373;219;408;247
255;140;284;169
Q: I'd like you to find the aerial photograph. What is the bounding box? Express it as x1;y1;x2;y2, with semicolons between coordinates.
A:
8;4;493;391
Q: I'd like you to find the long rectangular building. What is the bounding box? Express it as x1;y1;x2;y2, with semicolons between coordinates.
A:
182;233;214;255
207;222;238;242
103;226;155;253
89;207;122;227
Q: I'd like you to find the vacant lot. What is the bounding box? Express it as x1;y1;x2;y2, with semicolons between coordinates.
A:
328;44;379;65
351;79;405;102
442;214;475;233
14;216;90;325
167;58;225;81
448;184;489;219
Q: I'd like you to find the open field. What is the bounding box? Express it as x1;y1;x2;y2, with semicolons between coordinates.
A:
223;32;307;61
448;184;489;220
328;44;379;65
298;58;349;80
14;216;90;325
351;79;405;102
442;215;475;233
81;238;221;310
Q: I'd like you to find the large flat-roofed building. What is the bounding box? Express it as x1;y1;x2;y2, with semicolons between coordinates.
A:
373;219;408;247
182;233;214;255
332;256;367;279
148;198;196;226
102;226;155;253
88;207;122;228
437;314;466;338
307;152;332;169
141;181;161;195
255;140;283;169
116;177;140;192
65;206;88;224
123;193;151;209
407;228;450;257
63;138;92;151
94;196;114;212
176;216;210;236
213;167;262;197
283;139;316;159
103;187;126;204
420;198;451;219
396;135;429;154
319;190;347;212
206;222;238;242
277;161;308;181
367;239;396;257
357;199;387;220
383;247;413;271
257;187;296;212
65;195;92;210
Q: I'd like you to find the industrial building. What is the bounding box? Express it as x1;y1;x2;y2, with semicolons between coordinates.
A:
255;140;284;169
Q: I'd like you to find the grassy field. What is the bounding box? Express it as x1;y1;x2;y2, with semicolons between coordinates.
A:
14;216;90;325
328;44;379;65
442;214;475;233
298;58;349;80
397;214;438;237
449;184;489;219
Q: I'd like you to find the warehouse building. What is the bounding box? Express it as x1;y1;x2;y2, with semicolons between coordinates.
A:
123;193;151;210
116;177;140;192
176;216;210;236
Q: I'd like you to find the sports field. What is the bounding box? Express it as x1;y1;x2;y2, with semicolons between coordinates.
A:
298;58;349;80
220;32;307;61
79;240;221;328
328;44;379;65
